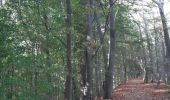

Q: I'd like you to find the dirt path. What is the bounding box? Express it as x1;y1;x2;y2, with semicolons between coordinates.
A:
112;78;170;100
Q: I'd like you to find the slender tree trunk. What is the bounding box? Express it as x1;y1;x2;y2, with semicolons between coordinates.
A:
93;11;100;97
154;30;159;73
122;34;127;83
158;5;170;58
84;0;93;99
121;49;127;83
94;8;106;58
7;59;15;99
95;52;100;97
80;58;87;100
135;21;147;82
64;0;73;99
143;17;154;83
157;1;170;84
103;0;116;99
30;43;38;99
94;9;106;98
85;49;93;100
154;26;161;87
161;33;167;83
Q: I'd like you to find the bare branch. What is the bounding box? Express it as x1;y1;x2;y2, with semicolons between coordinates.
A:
152;0;159;6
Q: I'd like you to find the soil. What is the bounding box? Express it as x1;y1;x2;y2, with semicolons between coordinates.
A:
111;78;170;100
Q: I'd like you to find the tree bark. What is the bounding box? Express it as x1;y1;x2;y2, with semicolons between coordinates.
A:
64;0;73;99
157;1;170;84
94;11;101;97
85;0;93;99
94;7;106;98
103;0;116;99
136;22;147;83
143;17;154;83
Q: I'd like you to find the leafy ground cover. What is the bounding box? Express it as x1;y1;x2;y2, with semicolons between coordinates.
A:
111;78;170;100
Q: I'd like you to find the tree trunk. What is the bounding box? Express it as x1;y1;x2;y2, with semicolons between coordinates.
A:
94;11;100;97
94;8;106;98
121;49;127;83
103;0;116;99
94;8;107;64
143;17;154;83
122;33;127;83
64;0;73;99
83;0;94;100
136;22;147;82
161;33;167;83
31;43;38;99
158;1;170;84
95;52;100;98
158;5;170;58
153;25;161;87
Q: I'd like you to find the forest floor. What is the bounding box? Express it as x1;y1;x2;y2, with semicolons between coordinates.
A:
111;78;170;100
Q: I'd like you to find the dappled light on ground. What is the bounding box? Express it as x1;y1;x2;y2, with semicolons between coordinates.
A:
112;78;170;100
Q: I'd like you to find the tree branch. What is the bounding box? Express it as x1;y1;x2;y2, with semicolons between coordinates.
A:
152;0;159;6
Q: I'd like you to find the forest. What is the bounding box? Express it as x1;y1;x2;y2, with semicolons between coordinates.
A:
1;0;170;100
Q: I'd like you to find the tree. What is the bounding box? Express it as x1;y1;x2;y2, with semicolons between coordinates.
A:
64;0;73;99
153;0;170;84
103;0;116;99
85;0;93;99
